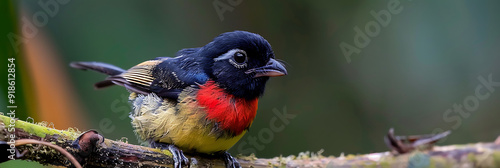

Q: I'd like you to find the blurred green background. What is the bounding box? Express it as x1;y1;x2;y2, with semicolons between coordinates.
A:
2;0;500;167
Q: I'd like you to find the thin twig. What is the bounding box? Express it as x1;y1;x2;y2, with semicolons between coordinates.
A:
15;139;82;168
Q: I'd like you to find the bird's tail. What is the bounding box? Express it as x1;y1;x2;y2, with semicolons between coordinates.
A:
70;62;126;89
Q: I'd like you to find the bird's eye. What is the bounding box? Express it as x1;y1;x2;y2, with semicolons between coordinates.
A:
234;52;247;63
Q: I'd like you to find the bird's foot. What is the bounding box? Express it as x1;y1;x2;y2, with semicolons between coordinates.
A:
150;142;189;168
222;152;241;168
168;145;190;168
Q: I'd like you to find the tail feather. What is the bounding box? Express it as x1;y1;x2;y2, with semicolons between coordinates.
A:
70;62;125;76
70;62;127;89
71;60;180;100
94;80;115;89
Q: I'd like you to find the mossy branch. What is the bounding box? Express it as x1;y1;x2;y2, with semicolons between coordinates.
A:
1;114;500;167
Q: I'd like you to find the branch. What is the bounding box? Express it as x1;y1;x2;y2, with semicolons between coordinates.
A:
1;114;500;167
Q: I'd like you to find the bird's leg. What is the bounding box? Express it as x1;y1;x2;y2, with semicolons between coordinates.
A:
150;142;189;168
168;145;190;168
222;152;241;168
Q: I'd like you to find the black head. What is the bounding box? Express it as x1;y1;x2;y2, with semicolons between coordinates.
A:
199;31;287;99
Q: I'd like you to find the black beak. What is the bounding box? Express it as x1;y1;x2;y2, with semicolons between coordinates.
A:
246;58;287;78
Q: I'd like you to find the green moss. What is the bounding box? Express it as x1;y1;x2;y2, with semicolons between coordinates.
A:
0;115;79;139
346;154;357;159
429;156;454;168
362;163;377;168
146;146;173;157
492;152;500;167
408;152;430;168
467;153;476;163
379;161;391;168
237;153;258;161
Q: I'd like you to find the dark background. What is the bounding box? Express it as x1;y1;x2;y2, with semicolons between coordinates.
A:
2;0;500;167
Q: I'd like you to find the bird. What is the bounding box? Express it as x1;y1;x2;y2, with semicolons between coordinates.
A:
70;30;287;168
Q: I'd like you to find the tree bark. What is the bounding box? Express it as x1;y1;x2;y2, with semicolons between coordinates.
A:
1;115;500;168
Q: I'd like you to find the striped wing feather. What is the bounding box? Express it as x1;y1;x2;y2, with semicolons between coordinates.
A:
108;60;160;95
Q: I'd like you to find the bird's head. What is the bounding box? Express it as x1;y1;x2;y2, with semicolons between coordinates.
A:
200;31;287;99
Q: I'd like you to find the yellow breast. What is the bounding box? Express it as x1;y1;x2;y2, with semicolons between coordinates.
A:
129;90;248;154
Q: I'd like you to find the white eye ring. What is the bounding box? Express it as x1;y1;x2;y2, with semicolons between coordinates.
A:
229;59;247;69
213;49;248;69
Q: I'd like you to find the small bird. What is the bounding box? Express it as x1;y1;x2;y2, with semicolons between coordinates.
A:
70;31;287;168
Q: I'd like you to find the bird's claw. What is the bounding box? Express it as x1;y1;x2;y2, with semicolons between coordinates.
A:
150;142;189;168
223;152;241;168
168;144;190;168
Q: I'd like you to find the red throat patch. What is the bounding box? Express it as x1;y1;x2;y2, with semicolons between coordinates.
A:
196;81;258;135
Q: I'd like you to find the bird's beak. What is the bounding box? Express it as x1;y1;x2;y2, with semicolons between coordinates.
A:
246;58;288;78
